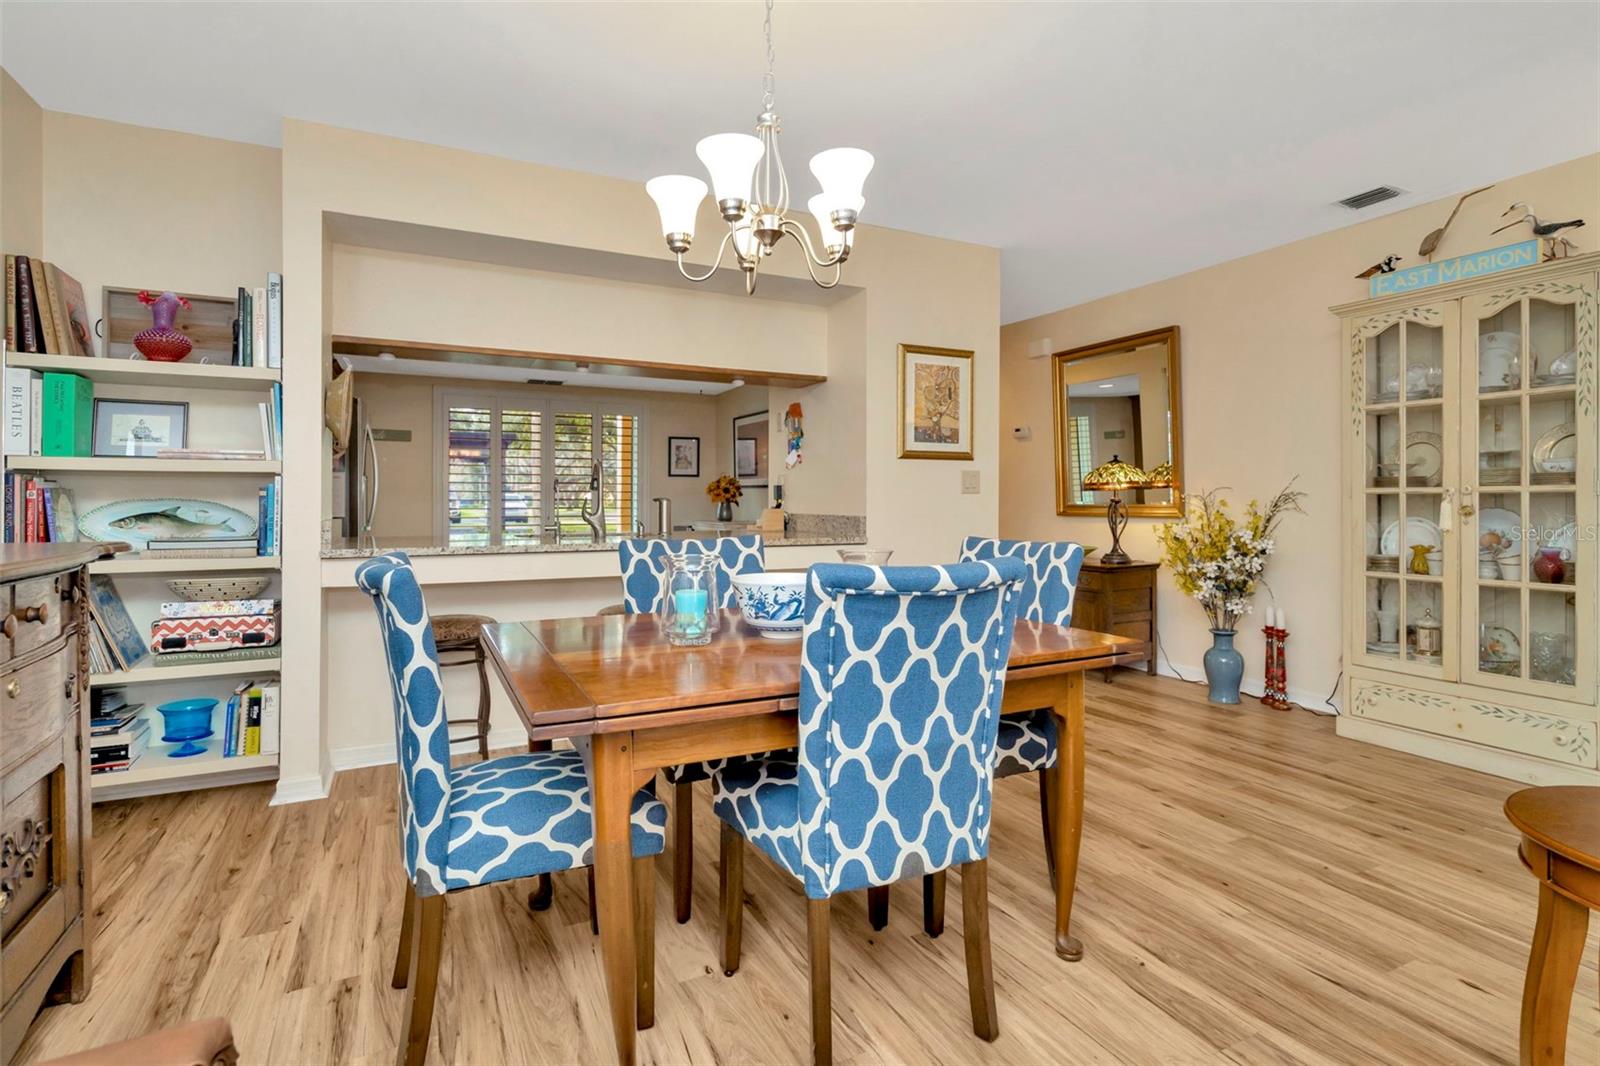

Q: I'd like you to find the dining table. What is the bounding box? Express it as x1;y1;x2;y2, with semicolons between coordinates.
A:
482;607;1146;1066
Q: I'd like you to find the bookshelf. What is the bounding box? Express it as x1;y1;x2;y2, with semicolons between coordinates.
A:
6;456;281;474
3;278;285;801
4;352;280;391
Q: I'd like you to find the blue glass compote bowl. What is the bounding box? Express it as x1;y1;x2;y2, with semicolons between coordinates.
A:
157;698;218;758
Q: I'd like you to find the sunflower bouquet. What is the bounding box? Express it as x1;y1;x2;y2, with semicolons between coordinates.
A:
705;474;743;505
1156;481;1304;631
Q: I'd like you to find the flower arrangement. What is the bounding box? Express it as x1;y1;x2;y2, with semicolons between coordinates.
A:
1156;481;1305;632
705;474;743;505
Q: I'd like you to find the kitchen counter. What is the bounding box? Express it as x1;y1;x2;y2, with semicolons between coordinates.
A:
322;529;864;558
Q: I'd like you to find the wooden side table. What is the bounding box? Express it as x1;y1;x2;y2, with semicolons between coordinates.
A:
1073;559;1158;678
1505;786;1600;1066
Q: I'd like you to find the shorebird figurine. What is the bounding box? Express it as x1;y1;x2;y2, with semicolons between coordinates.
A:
1492;202;1586;239
1418;184;1492;260
1356;254;1403;279
1547;235;1580;261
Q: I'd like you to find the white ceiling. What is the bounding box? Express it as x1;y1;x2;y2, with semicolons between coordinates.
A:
4;2;1597;323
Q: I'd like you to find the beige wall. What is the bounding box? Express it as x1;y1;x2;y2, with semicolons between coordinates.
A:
282;120;999;795
1;69;44;255
41;112;281;338
1000;153;1600;706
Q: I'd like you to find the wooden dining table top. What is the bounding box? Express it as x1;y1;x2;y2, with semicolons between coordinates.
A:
483;608;1146;733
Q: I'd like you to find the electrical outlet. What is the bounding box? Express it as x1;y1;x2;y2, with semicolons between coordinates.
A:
961;469;980;494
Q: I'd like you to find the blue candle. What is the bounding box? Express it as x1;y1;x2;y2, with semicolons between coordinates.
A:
673;588;709;636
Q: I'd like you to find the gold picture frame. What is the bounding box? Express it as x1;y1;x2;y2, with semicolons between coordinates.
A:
897;343;975;460
1051;325;1183;517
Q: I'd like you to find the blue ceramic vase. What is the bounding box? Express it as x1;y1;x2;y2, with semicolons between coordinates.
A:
1203;629;1244;705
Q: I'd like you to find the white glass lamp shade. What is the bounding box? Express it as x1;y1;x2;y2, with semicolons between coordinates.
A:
695;133;765;206
808;148;874;218
645;175;708;246
807;194;855;252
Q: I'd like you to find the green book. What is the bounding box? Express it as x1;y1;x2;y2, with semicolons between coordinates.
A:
40;372;93;457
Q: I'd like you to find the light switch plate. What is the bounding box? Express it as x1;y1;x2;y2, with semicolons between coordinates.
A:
961;469;980;494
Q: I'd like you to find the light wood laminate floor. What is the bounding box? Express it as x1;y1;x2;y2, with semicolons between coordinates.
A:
15;673;1600;1064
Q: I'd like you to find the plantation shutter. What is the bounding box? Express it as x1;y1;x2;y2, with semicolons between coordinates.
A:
446;404;493;546
500;407;542;543
600;413;639;535
551;411;596;537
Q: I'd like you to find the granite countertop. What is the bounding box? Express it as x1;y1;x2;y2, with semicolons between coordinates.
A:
322;529;866;559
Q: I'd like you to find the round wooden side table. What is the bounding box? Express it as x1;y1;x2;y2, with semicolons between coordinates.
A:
1505;786;1600;1066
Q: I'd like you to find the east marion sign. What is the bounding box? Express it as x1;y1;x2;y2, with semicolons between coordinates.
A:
1371;240;1541;297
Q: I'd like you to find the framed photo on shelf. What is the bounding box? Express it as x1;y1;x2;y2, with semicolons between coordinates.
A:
667;435;701;477
897;343;974;460
731;409;768;486
92;399;189;458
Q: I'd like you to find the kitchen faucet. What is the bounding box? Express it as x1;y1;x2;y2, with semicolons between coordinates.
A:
580;459;605;542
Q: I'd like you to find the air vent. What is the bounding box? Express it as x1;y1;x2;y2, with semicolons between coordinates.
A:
1337;186;1404;211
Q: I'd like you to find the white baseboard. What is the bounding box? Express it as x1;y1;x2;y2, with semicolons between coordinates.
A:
329;725;535;773
1153;660;1340;716
271;770;331;806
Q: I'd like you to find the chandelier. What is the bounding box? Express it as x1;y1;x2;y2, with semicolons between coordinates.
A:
644;0;874;294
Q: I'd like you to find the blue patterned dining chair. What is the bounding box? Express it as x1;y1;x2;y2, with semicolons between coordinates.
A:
711;559;1025;1064
617;533;777;924
356;552;668;1066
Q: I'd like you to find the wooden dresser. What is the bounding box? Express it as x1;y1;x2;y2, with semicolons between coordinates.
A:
0;543;118;1064
1074;559;1159;676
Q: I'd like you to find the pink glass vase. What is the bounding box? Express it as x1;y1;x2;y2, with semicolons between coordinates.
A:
133;292;194;362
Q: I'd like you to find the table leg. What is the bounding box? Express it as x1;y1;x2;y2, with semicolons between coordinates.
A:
1520;881;1589;1066
588;731;639;1066
1046;672;1085;961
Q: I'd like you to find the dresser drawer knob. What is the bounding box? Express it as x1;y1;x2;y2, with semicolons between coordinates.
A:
1;603;48;639
5;679;18;699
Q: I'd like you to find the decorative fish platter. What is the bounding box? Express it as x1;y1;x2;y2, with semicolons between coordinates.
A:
78;498;258;551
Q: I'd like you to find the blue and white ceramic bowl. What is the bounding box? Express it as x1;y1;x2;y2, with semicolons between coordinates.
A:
731;572;807;640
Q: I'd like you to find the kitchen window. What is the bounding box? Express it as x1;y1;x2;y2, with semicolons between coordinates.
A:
435;390;641;546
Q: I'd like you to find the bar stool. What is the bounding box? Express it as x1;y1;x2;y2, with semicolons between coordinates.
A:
431;613;495;760
1506;786;1600;1066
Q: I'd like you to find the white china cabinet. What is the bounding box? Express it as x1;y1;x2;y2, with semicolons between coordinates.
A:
1336;253;1599;783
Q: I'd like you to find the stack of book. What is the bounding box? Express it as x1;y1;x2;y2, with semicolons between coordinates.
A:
3;368;94;459
85;575;148;675
89;693;149;775
2;472;76;543
257;475;282;556
232;274;283;369
145;534;260;559
221;678;280;757
4;255;92;357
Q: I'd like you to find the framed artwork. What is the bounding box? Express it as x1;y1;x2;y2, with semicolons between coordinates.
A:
732;409;768;486
897;343;974;460
92;399;189;458
667;435;700;477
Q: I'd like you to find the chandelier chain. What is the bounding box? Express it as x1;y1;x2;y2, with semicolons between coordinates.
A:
762;0;776;112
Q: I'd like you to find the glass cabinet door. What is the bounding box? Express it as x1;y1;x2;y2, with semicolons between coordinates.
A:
1460;273;1597;703
1351;304;1458;678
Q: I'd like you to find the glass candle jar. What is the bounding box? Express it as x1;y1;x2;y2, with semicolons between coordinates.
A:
664;551;720;646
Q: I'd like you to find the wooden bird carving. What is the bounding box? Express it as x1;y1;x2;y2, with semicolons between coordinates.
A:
1492;202;1586;239
1418;185;1492;260
1356;254;1403;279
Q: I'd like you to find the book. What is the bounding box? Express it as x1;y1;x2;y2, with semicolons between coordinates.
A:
155;449;266;460
53;485;77;541
243;687;262;754
258;402;272;460
145;645;278;666
15;256;38;352
259;683;280;756
91;707;147;735
145;536;259;550
266;273;283;368
30;372;42;454
32;260;61;353
91;760;134;775
40;371;92;456
236;288;252;366
53;267;92;357
91;717;150;750
4;255;15;350
253;286;267;366
41;481;57;541
159;598;277;618
4;367;36;455
136;546;259;559
88;574;149;670
24;479;38;543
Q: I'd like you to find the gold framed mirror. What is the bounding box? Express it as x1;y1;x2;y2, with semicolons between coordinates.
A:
1051;326;1183;517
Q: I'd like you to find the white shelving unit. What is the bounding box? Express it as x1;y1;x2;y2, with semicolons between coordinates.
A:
4;340;285;801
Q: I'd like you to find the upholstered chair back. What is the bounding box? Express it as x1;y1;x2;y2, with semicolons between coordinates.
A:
617;535;766;614
795;559;1024;899
959;536;1085;625
354;551;452;896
